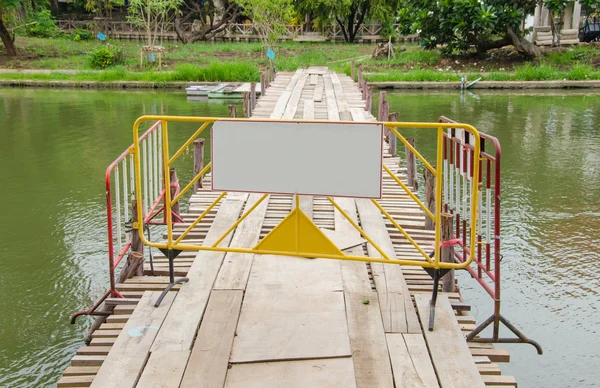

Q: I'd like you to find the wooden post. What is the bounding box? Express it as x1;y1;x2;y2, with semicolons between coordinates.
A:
228;104;237;118
377;91;387;121
250;82;257;109
351;60;355;81
358;67;363;87
130;199;144;256
243;92;250;118
406;138;418;191
424;166;435;230
365;86;373;113
260;72;266;97
170;168;180;218
266;66;271;87
388;112;398;156
193;139;205;191
441;213;455;292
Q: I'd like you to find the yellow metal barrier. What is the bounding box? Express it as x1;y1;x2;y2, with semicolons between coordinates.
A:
131;115;480;270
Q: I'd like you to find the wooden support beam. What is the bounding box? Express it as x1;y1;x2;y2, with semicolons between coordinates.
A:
388;112;398;156
250;82;257;109
243;92;250;118
228;104;236;118
424;166;435;230
441;213;455;292
193;139;204;191
405;138;418;191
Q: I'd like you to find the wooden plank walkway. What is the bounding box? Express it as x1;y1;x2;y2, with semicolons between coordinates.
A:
57;67;517;388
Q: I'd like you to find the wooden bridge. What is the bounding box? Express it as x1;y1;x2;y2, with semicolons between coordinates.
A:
58;68;517;388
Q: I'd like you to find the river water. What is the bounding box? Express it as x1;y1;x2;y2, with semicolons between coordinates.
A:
0;88;598;387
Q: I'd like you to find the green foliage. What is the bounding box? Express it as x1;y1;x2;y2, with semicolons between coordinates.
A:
70;28;94;41
127;0;183;46
233;0;295;47
295;0;400;42
545;46;599;66
25;10;60;38
397;0;539;55
88;45;124;69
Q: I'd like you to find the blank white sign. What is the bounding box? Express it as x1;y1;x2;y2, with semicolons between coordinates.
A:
211;120;383;198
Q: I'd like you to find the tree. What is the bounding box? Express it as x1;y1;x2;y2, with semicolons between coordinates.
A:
127;0;183;46
397;0;541;57
0;0;19;56
84;0;125;35
234;0;294;49
174;0;240;44
295;0;399;43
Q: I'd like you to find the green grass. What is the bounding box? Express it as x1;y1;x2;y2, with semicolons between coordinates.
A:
2;36;600;83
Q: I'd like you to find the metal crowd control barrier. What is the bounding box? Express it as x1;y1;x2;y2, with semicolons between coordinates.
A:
439;116;542;353
129;116;482;326
71;120;178;322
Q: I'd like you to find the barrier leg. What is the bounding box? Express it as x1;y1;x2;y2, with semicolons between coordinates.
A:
155;249;189;307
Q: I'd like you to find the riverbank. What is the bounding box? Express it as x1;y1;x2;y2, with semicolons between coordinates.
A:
2;37;600;85
3;78;600;90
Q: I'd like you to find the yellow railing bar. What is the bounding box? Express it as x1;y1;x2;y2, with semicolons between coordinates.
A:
167;121;211;166
161;120;174;248
371;199;433;263
174;191;227;245
171;162;212;207
211;193;269;248
327;197;392;260
432;127;444;266
386;125;436;175
383;164;434;220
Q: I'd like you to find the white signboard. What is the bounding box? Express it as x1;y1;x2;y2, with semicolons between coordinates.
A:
211;120;383;198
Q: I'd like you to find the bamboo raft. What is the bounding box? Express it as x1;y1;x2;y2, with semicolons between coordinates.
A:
58;67;517;388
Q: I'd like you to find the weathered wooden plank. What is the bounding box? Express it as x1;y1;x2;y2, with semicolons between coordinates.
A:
415;294;486;388
355;198;421;334
230;288;351;363
135;350;190;388
481;375;517;387
320;227;366;250
57;375;95;387
282;73;309;119
180;290;243;388
90;291;176;388
310;73;318;85
224;358;357;388
270;91;293;119
303;99;315;120
470;348;511;363
62;366;101;377
333;197;372;293
345;292;394;388
150;193;249;353
313;84;325;102
323;74;340;120
214;193;269;290
247;255;343;292
386;333;440;388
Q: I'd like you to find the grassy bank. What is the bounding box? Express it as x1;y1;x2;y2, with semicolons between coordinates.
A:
1;37;599;83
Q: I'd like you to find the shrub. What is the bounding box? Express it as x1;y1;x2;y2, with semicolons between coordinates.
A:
26;10;60;38
70;29;94;41
88;45;124;69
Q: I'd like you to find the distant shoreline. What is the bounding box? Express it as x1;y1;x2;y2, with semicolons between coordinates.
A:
2;79;600;90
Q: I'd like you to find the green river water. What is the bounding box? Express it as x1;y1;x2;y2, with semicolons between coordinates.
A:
0;88;598;387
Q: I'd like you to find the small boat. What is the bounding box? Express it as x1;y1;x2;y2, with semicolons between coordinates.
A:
207;83;262;99
185;84;223;96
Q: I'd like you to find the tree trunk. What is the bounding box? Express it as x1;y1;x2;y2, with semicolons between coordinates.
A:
0;8;18;57
506;26;540;58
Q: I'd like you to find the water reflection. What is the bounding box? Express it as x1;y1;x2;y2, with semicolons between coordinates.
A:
385;90;600;388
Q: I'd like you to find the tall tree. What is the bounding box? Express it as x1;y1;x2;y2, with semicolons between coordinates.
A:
397;0;541;57
234;0;294;48
174;0;239;44
127;0;183;46
295;0;399;43
0;0;19;56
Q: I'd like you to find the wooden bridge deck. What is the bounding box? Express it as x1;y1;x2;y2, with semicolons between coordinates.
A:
58;68;516;388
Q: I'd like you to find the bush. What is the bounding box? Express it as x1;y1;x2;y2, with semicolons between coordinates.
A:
88;45;124;69
26;10;60;38
70;29;94;42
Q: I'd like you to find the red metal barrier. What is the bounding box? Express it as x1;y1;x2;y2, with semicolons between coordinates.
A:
439;116;541;353
71;120;175;322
